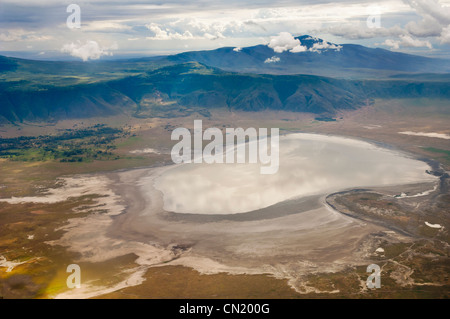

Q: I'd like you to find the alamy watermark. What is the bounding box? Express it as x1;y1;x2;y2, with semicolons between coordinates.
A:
366;5;381;29
366;264;381;289
66;264;81;289
66;4;81;29
171;120;279;174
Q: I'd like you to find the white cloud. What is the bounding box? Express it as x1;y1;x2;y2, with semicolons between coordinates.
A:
406;16;443;37
233;47;242;52
400;0;450;48
382;34;432;49
146;23;195;40
439;25;450;44
309;41;342;53
2;0;450;57
321;0;449;53
264;56;280;63
183;18;232;37
403;0;450;26
61;40;117;61
400;35;433;49
290;44;308;53
268;32;342;54
146;21;227;40
268;32;307;53
382;39;401;50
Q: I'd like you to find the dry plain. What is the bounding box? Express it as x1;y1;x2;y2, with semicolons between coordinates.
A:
0;98;449;299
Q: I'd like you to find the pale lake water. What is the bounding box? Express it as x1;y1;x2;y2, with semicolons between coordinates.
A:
155;133;436;215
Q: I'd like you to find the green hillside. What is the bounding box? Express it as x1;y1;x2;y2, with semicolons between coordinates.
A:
0;56;449;123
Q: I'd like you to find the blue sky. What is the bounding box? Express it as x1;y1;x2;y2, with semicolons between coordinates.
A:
0;0;449;60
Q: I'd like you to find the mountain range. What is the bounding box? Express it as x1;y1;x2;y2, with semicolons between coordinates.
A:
165;35;450;78
0;35;449;123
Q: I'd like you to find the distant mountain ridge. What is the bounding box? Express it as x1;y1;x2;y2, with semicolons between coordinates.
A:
1;60;449;124
166;35;450;78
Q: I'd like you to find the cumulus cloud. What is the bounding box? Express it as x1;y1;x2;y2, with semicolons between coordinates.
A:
146;20;227;41
321;0;449;53
309;41;342;53
268;32;307;53
382;34;432;49
439;25;450;44
405;16;443;37
2;0;450;58
403;0;450;26
264;56;280;63
382;39;401;50
290;44;307;53
61;40;117;61
398;34;433;49
146;23;194;40
398;0;450;48
268;32;342;54
401;0;450;40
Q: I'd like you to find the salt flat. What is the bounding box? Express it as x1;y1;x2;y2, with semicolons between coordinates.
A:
101;133;436;294
2;133;438;297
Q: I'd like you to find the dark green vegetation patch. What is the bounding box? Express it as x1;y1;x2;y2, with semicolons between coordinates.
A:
0;125;127;162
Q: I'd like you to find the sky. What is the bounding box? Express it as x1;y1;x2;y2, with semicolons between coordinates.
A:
0;0;449;61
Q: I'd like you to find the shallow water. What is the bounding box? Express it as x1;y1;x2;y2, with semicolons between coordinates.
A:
155;133;435;215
